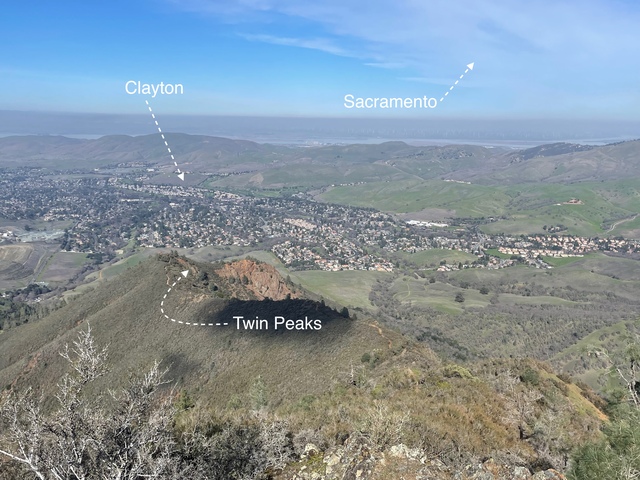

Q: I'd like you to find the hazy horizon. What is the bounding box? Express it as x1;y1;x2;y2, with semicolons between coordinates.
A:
1;110;638;147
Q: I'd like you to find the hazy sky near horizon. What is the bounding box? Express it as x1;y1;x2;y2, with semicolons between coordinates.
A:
1;0;639;120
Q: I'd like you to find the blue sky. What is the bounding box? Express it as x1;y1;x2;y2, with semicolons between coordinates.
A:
1;0;639;119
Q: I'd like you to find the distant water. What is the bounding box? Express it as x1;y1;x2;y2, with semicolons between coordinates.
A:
0;133;628;149
270;138;621;148
0;133;105;139
0;111;638;147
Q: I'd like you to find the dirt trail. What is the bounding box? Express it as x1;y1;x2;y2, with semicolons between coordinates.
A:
30;248;58;283
368;322;393;349
607;214;638;233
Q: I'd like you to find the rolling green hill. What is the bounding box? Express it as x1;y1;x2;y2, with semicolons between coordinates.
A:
486;140;640;185
320;177;640;237
3;135;640;187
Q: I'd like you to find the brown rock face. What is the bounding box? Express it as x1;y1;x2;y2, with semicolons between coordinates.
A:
216;259;298;300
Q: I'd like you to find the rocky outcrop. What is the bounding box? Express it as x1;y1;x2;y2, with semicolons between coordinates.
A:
279;437;565;480
453;459;565;480
215;259;299;300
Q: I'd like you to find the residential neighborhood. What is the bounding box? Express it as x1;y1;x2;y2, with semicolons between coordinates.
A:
1;168;639;275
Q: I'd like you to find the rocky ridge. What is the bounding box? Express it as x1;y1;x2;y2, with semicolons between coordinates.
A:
280;437;565;480
215;258;299;300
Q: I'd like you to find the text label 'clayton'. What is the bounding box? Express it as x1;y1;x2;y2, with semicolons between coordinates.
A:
125;81;184;98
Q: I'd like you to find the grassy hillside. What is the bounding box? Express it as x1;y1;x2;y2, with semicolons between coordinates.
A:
0;255;609;476
0;255;397;408
4;134;640;186
0;134;286;170
208;162;413;189
552;319;640;389
482;140;640;185
321;179;511;216
320;178;640;237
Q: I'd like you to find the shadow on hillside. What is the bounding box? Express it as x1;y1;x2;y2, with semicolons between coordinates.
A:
203;298;355;339
162;351;202;386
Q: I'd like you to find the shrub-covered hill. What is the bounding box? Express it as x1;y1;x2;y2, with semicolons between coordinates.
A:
0;253;406;407
0;254;608;477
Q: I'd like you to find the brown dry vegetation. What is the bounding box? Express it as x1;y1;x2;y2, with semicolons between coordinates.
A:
0;244;36;287
0;255;607;476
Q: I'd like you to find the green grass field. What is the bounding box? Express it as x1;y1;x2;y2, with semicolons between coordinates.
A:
398;248;478;267
208;163;412;191
484;248;511;259
37;252;89;284
321;179;511;217
319;178;640;238
541;255;586;267
390;276;491;314
494;293;579;306
84;250;159;283
291;270;389;310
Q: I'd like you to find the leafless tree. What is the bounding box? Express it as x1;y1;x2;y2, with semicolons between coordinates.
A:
358;401;408;451
255;414;293;471
0;326;302;480
0;325;184;479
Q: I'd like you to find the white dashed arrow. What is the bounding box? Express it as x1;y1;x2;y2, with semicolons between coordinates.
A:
145;100;185;181
439;62;474;103
160;269;229;327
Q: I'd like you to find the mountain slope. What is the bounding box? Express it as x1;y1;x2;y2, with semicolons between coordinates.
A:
478;140;640;185
0;255;611;477
0;254;407;407
0;134;281;170
3;134;640;187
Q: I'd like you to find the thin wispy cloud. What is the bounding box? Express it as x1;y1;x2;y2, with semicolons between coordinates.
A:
400;77;463;86
178;0;639;116
2;0;638;118
364;62;408;69
141;1;640;118
240;33;353;57
172;0;640;70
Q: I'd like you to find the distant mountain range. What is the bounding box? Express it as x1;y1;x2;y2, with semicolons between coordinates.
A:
1;134;639;184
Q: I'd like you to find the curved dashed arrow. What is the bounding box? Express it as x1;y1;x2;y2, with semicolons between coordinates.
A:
160;270;228;326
